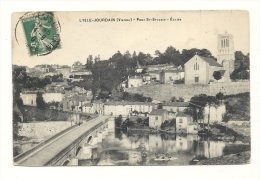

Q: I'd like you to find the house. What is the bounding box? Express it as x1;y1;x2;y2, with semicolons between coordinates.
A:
184;55;224;84
142;74;151;83
20;91;65;106
162;102;189;118
45;81;70;93
71;61;85;71
62;94;92;112
104;101;155;117
149;109;168;130
57;65;71;79
204;103;226;124
127;75;143;88
176;112;198;134
159;69;185;84
149;70;161;81
34;64;56;73
147;64;177;72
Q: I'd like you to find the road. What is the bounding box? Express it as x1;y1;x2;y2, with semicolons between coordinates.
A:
16;115;109;166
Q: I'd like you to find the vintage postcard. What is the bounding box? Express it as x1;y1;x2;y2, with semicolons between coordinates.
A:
12;11;250;166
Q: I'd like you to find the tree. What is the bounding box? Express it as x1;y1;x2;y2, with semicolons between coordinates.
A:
240;70;250;80
179;97;184;102
213;71;222;81
171;96;176;102
216;92;224;103
115;115;123;128
137;118;143;123
141;68;148;74
222;112;232;131
16;97;24;108
36;91;46;109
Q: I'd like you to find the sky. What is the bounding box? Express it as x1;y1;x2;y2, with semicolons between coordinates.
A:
12;11;249;68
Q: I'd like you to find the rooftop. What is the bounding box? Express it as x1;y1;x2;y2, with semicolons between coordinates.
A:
162;102;189;107
199;55;222;67
162;69;184;73
105;101;154;106
176;111;191;117
149;109;168;115
129;75;142;79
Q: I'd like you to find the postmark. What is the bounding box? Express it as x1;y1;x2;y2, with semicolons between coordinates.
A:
20;12;61;56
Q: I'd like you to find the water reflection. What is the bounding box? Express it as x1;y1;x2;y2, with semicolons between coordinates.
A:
78;130;249;166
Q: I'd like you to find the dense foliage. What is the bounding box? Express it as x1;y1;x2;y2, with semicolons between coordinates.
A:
86;47;217;99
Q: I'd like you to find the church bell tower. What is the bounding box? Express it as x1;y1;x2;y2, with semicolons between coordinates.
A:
217;31;235;75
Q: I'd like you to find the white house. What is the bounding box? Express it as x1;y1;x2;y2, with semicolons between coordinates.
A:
176;112;198;134
104;101;155;117
149;109;168;130
127;75;143;88
204;103;226;124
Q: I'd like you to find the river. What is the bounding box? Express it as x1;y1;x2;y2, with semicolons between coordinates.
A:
77;129;250;166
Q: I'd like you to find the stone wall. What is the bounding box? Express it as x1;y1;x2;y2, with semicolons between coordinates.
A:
125;81;250;102
19;121;72;140
209;81;250;96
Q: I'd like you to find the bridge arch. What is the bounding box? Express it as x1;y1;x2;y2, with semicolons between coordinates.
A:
87;136;93;144
62;159;70;166
75;146;82;156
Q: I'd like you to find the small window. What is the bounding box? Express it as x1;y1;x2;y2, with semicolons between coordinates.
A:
195;77;199;83
156;117;158;120
179;118;183;123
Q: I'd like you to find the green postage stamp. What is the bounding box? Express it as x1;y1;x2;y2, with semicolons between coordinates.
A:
21;12;61;56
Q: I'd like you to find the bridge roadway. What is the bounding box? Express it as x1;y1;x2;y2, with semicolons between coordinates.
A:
17;115;109;166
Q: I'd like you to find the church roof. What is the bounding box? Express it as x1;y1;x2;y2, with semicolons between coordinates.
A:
199;56;222;67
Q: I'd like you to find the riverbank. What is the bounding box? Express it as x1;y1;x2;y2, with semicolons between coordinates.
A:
197;151;250;165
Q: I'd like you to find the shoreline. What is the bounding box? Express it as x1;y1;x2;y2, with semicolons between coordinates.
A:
196;151;250;165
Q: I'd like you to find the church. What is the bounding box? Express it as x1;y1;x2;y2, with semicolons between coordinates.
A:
184;32;235;84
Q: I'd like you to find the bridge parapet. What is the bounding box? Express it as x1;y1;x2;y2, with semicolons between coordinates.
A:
45;117;109;166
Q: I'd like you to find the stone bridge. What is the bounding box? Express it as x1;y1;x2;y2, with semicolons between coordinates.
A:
14;115;115;166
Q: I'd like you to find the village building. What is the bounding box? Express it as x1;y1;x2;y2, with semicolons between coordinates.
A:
127;75;143;88
203;103;226;124
162;102;189;118
45;81;70;93
20;91;65;106
142;74;151;83
82;103;92;113
149;109;168;130
62;94;92;112
40;72;59;78
149;70;161;81
104;101;155;117
71;61;85;71
147;64;177;72
34;64;56;73
159;69;185;84
176;112;198;134
57;65;71;79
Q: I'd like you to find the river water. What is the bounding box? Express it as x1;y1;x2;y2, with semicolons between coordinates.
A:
13;124;250;166
78;129;250;166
